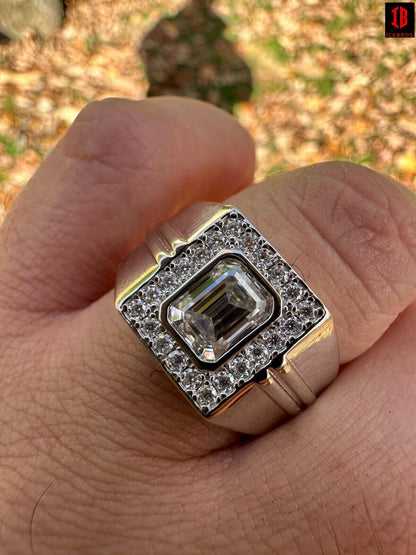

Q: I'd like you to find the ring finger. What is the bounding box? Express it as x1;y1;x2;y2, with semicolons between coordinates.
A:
69;161;416;456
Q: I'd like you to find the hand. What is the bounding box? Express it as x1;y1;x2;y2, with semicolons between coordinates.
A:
1;98;415;554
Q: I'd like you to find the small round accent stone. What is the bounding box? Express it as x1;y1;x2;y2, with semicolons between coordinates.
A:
246;342;270;367
174;256;193;278
188;242;210;266
125;297;147;321
143;283;163;304
164;349;188;373
253;246;275;270
263;329;286;354
206;231;225;251
158;270;177;292
268;262;291;288
222;215;243;237
140;317;161;338
196;385;218;409
229;355;252;381
281;317;304;338
297;300;319;322
240;229;260;252
212;370;235;395
153;332;175;356
282;281;305;302
180;368;204;392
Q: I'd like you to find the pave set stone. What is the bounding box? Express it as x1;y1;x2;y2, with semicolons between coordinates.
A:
122;211;325;414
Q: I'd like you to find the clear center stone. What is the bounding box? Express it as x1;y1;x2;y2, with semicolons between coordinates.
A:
166;256;276;363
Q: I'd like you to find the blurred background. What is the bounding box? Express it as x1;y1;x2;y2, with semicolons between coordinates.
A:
0;0;415;224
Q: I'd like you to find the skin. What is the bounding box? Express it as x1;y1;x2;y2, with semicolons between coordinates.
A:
0;97;415;554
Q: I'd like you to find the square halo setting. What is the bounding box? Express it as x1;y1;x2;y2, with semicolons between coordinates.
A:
120;209;326;416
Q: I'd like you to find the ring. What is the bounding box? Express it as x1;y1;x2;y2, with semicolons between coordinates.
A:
115;202;339;434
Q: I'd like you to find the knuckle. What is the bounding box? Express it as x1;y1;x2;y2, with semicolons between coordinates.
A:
290;161;416;314
257;161;416;357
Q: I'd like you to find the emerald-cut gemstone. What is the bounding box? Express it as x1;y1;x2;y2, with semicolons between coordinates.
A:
166;257;276;363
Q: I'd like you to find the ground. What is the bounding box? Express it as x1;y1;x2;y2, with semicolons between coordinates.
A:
0;0;415;223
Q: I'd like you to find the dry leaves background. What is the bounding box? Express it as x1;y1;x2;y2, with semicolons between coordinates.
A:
0;0;415;223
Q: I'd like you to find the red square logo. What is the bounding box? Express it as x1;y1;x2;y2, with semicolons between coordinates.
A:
385;3;415;37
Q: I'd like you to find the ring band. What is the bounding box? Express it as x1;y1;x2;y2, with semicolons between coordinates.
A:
115;202;339;434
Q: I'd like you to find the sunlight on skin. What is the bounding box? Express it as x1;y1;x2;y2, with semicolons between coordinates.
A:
0;98;415;553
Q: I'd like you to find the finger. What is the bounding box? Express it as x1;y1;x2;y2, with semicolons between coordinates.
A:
5;306;415;553
0;97;255;319
66;162;416;456
215;302;416;554
231;161;416;363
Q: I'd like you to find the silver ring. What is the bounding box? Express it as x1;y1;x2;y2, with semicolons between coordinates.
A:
115;202;339;434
